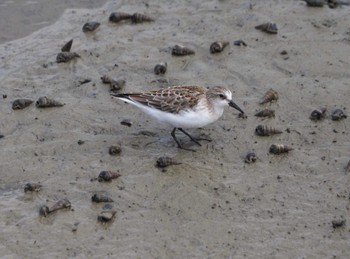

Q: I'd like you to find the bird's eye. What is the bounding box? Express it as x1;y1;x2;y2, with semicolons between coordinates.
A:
219;94;225;99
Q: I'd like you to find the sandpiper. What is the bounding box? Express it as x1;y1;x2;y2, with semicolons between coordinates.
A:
111;85;244;151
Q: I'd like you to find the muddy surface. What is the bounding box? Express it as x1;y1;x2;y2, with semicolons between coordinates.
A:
0;0;349;258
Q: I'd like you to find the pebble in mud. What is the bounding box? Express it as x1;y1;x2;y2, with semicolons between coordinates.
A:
171;44;195;56
269;144;293;155
110;79;126;92
156;157;181;168
109;145;122;156
244;152;257;164
91;193;114;203
108;12;154;24
259;89;278;104
39;198;71;217
120;119;132;127
255;109;275;118
24;182;42;193
36;96;64;108
210;41;229;54
332;219;346;229
71;222;79;232
56;52;80;63
82;21;100;32
233;40;247;46
108;12;132;23
331;108;347;121
97;210;116;223
255;125;282;136
103;203;113;210
61;39;73;52
12;99;33;110
303;0;325;7
98;171;121;182
131;13;154;23
255;22;278;34
310;107;326;121
100;75;125;92
101;75;113;84
280;50;289;60
154;62;167;75
76;78;91;86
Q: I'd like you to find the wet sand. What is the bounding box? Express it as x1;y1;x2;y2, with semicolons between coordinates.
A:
0;0;349;258
0;0;107;44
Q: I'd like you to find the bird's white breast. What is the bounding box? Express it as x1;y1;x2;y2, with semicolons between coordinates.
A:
119;97;225;128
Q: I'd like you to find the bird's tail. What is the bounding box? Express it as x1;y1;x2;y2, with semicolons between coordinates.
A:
111;93;130;98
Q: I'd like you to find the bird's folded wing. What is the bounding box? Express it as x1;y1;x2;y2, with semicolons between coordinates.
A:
129;91;199;114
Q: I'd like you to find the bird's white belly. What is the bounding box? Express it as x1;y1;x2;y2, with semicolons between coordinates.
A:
141;105;223;128
119;98;225;128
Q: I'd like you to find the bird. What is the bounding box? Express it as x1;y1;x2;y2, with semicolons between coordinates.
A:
111;85;244;151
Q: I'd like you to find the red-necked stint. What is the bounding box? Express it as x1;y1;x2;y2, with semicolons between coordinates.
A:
112;85;244;151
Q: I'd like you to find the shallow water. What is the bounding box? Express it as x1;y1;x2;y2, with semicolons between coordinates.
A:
0;0;107;44
0;0;349;258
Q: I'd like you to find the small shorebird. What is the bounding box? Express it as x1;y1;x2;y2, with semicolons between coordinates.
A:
111;85;244;151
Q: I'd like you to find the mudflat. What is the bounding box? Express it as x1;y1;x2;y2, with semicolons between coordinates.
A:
0;0;349;258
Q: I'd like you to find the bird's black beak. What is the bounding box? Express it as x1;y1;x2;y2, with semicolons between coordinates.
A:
229;100;244;114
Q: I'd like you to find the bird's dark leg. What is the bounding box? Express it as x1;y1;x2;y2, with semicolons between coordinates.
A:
177;128;202;146
171;128;196;152
171;128;182;148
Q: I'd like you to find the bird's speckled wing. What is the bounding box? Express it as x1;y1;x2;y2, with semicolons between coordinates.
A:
116;86;206;114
